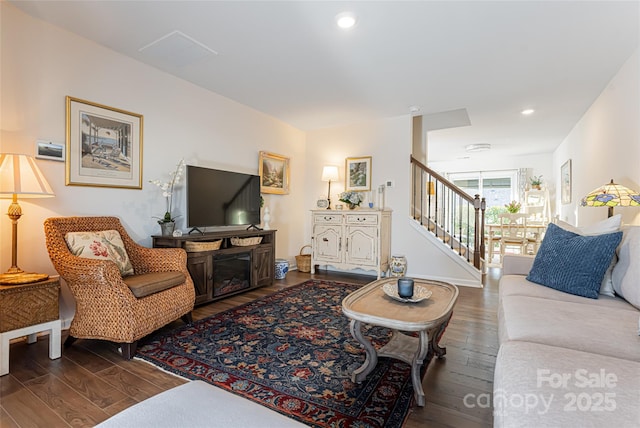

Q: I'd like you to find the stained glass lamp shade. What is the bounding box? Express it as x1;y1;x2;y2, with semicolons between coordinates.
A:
581;179;640;218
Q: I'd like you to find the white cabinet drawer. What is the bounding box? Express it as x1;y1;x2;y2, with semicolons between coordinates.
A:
313;214;342;224
346;213;378;225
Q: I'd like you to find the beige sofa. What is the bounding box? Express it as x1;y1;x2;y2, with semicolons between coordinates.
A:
494;224;640;427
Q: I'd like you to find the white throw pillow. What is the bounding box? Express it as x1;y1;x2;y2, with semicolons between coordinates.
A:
556;214;622;235
65;230;134;276
612;226;640;309
555;215;622;297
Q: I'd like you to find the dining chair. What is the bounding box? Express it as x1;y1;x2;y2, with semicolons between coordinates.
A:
498;213;528;261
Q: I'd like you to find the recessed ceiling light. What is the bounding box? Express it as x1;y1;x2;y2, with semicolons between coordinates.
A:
336;12;357;29
521;108;535;115
465;143;491;153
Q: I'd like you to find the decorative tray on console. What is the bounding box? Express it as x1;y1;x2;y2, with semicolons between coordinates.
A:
382;282;432;303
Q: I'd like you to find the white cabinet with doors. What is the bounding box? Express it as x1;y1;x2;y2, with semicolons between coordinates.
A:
311;209;391;278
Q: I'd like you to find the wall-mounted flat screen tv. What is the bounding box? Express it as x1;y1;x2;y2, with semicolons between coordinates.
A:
186;165;261;229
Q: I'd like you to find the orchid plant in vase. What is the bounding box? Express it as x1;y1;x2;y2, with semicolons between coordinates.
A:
150;159;185;225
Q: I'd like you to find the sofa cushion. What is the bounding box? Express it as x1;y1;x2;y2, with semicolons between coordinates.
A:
556;215;622;297
65;230;134;276
122;271;186;298
526;223;622;299
612;226;640;309
499;274;637;311
498;295;640;361
494;341;640;428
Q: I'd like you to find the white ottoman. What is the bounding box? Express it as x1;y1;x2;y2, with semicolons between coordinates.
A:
96;380;308;428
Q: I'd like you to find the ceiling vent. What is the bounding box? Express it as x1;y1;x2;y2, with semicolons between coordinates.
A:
138;30;218;67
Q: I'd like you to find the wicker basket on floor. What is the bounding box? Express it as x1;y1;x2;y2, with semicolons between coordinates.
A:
295;245;312;273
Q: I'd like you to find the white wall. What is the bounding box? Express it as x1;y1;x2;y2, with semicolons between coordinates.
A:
553;50;640;227
306;117;480;286
1;3;307;322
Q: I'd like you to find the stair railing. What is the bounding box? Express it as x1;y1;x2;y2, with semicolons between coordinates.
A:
410;156;486;270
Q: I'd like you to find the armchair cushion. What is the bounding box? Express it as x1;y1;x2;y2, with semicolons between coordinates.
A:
65;230;134;276
123;271;186;298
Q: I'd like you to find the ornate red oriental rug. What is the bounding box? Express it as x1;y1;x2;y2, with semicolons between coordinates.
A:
137;279;434;427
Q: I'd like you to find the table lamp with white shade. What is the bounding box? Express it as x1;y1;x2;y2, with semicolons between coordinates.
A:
0;153;55;285
321;165;339;210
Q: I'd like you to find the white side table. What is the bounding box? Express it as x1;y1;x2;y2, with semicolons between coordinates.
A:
1;319;61;375
0;277;62;376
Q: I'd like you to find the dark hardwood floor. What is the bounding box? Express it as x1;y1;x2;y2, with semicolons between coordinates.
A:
0;268;499;427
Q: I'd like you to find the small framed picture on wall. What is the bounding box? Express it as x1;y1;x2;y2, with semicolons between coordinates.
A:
345;156;372;191
561;159;572;204
35;140;65;161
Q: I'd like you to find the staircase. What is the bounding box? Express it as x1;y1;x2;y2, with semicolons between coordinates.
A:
410;156;486;272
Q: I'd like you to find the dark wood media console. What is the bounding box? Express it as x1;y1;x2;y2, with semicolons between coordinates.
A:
152;229;276;305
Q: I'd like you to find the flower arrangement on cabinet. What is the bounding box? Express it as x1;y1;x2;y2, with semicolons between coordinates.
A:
504;200;521;214
150;159;185;223
339;191;364;209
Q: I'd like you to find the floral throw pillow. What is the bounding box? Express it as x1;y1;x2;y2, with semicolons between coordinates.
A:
64;230;134;276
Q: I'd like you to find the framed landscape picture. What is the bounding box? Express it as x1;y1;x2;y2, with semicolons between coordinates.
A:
35;140;65;161
259;151;290;194
345;156;372;191
561;159;572;204
66;96;143;189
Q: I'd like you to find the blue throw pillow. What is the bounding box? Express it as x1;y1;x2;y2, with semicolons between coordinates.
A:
526;223;623;299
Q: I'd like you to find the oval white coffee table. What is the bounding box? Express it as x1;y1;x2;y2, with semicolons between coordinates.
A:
342;277;459;407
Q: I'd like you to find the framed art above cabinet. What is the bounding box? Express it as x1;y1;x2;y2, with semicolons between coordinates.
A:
345;156;371;191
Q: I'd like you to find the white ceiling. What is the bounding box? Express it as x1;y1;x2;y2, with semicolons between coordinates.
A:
10;1;639;162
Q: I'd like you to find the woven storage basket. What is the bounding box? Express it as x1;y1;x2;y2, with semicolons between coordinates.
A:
295;245;312;273
184;240;222;252
231;236;263;246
